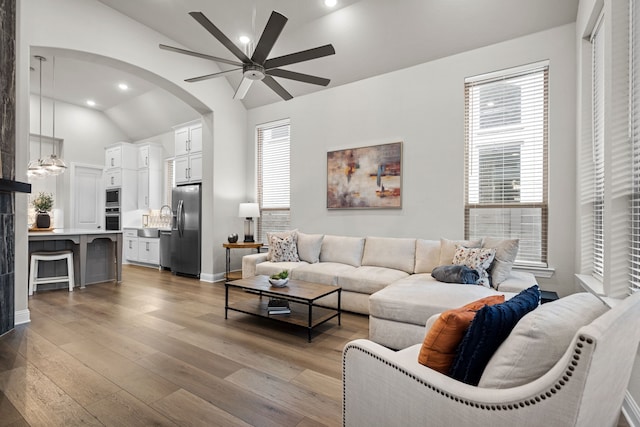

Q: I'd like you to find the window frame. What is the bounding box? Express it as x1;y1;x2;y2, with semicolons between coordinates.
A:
464;63;549;267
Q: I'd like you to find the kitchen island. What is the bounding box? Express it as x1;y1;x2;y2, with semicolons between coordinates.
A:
28;229;123;289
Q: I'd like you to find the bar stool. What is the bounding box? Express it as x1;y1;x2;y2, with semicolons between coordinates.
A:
29;250;75;296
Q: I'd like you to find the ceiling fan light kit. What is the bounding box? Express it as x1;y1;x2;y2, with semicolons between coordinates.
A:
160;10;335;101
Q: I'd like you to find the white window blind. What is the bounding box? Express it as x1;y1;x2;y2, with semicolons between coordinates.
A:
464;64;548;266
631;0;640;293
592;15;606;280
257;119;291;244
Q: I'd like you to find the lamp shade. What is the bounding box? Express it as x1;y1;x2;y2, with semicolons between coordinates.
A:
238;202;260;218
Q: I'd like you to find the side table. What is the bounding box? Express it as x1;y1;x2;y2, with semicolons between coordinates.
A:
223;242;263;281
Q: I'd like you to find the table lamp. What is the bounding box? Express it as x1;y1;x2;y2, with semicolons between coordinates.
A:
239;202;260;242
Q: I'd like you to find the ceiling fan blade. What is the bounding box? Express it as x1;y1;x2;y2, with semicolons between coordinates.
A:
185;68;242;83
159;44;243;67
251;11;288;65
264;44;335;70
267;69;330;86
233;77;254;100
189;11;251;63
262;75;293;101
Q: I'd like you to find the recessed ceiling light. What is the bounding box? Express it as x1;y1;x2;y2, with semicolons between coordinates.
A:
118;83;129;91
324;0;337;7
86;100;96;107
239;35;251;45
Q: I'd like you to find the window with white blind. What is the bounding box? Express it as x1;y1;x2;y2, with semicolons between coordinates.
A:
592;15;605;280
631;0;640;293
257;119;291;245
464;63;549;266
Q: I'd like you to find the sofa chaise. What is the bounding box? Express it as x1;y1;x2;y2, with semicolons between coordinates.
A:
242;231;537;349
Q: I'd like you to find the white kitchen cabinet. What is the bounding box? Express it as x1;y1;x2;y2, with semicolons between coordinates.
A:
174;121;202;157
105;169;121;189
124;230;139;261
137;143;164;209
174;152;202;185
105;142;137;170
174;121;203;185
123;229;160;266
137;237;160;264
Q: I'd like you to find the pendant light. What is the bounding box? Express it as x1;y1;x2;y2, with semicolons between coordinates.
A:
27;55;48;179
41;56;67;176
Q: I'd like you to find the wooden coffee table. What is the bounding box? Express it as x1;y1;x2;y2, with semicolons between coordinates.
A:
225;275;342;342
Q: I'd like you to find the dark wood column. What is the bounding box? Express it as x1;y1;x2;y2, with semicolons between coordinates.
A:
0;0;17;337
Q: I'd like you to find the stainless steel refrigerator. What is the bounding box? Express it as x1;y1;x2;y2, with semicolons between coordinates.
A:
171;184;201;277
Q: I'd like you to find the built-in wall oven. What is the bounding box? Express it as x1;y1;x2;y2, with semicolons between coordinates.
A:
105;207;120;230
105;188;121;230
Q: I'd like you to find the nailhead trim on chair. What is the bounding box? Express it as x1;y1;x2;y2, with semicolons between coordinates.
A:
342;335;593;424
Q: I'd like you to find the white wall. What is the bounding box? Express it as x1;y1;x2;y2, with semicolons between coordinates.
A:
28;94;128;227
247;24;577;295
105;88;200;142
29;94;128;166
15;0;248;319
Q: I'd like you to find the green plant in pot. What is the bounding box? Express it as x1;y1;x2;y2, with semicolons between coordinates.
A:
32;192;54;229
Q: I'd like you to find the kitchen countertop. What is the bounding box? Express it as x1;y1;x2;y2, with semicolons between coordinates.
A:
28;228;123;236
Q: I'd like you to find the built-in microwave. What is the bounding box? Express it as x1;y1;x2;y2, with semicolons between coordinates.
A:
105;188;120;207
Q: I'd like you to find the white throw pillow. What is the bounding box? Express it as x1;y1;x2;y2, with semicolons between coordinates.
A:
483;237;519;287
478;292;609;389
438;238;482;266
269;233;300;262
266;229;298;261
297;232;324;263
452;246;496;287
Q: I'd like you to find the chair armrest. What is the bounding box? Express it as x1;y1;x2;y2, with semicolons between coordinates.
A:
343;339;583;426
242;252;269;278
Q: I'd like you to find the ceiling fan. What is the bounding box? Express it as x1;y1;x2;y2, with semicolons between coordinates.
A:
160;11;336;101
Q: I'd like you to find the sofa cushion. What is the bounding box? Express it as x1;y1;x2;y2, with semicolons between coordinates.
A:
414;239;441;273
418;295;505;374
266;229;297;261
449;285;540;385
452;246;496;287
320;235;365;267
479;292;608;389
255;261;308;277
369;274;514;327
438;238;482;266
269;233;300;262
338;266;410;294
361;237;416;273
494;271;537;293
290;262;356;285
297;232;324;264
483;237;519;287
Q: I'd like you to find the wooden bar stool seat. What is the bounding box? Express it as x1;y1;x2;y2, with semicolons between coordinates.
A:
29;250;75;296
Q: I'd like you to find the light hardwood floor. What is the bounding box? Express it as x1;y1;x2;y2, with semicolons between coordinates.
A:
0;265;369;426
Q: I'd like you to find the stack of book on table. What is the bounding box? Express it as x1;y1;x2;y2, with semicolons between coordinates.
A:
267;298;291;315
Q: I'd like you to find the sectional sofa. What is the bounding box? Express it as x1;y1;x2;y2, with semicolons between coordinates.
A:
242;231;537;349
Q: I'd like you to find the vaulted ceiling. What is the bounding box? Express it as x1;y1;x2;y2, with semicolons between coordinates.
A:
30;0;579;140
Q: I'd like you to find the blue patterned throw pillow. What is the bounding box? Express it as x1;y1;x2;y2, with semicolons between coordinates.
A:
449;285;541;385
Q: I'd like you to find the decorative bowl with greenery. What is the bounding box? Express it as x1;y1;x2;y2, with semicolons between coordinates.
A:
32;192;54;213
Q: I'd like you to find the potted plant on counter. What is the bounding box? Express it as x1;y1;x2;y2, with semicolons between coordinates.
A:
32;192;54;229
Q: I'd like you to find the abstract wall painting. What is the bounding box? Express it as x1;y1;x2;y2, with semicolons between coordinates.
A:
327;142;402;209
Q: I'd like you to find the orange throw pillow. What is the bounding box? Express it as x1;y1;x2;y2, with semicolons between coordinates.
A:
418;295;505;374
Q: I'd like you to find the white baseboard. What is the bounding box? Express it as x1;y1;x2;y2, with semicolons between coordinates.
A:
199;272;215;283
14;309;31;325
623;390;640;427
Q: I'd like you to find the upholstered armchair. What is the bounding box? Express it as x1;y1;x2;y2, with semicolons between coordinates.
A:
343;292;640;427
